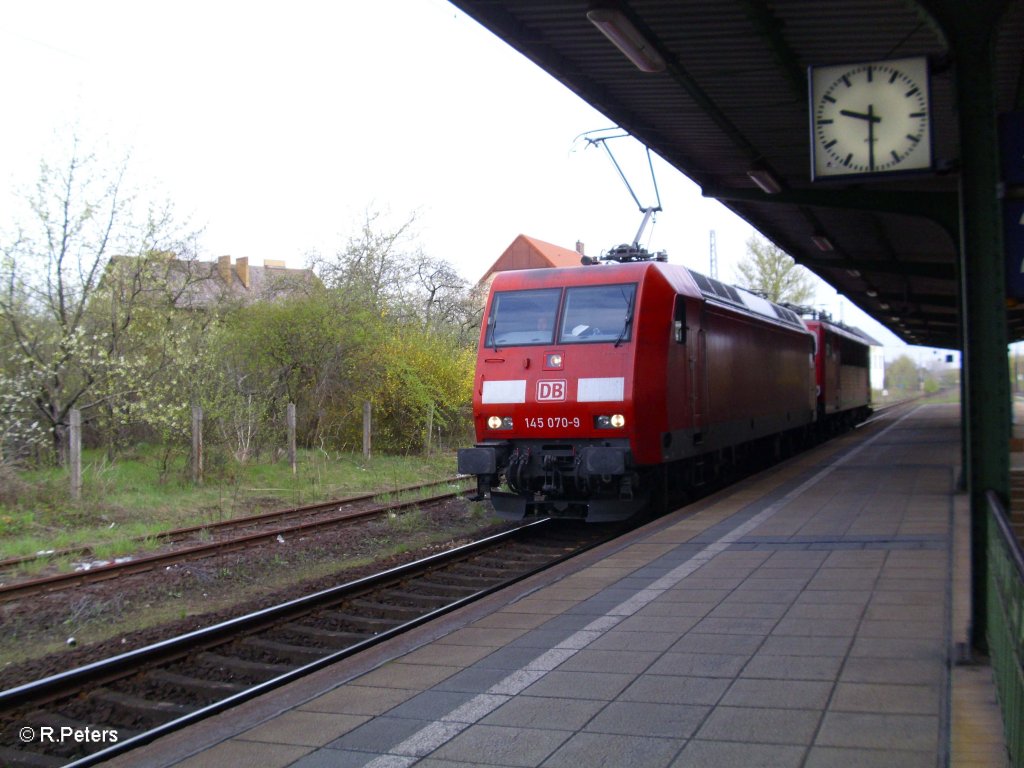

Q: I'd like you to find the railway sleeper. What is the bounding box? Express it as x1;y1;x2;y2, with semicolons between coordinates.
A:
423;571;501;586
403;580;479;598
88;688;195;723
381;589;460;607
346;599;426;620
281;622;366;644
195;651;293;680
306;611;399;634
240;637;332;665
144;670;247;699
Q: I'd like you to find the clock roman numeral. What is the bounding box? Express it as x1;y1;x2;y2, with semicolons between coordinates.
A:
907;134;920;143
825;139;838;149
905;87;920;97
909;112;926;118
819;119;834;125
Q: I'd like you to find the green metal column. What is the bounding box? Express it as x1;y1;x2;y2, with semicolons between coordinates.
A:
930;0;1011;653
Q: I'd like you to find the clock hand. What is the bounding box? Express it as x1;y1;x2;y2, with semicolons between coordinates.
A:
868;104;876;170
839;108;882;124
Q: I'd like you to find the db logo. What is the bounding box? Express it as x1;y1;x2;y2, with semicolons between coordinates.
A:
537;380;567;402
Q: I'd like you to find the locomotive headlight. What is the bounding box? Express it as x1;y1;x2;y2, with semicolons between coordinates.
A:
487;416;513;430
545;353;563;369
595;414;626;429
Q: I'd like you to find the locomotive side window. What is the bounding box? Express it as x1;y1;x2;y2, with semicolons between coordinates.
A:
485;288;562;346
559;284;637;344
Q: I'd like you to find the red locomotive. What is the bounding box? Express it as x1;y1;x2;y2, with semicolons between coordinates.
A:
804;315;874;430
458;249;873;521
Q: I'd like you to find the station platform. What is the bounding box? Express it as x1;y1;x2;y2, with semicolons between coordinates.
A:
108;401;1008;768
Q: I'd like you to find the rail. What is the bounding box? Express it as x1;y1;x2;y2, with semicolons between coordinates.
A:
985;490;1024;767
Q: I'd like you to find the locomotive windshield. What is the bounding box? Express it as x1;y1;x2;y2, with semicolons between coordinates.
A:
559;284;636;344
485;288;561;347
484;283;637;347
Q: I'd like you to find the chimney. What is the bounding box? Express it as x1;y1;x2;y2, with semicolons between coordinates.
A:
575;240;585;255
218;255;232;284
236;256;250;288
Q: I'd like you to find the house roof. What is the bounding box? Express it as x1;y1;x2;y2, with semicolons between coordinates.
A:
478;234;584;285
106;254;321;309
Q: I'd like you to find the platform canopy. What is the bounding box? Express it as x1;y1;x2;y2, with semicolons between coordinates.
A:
448;0;1024;350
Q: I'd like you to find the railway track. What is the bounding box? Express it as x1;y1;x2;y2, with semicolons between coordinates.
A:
0;518;621;767
0;477;470;602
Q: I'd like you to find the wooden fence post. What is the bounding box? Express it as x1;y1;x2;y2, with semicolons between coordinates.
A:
362;401;372;460
69;409;82;501
191;405;203;485
287;402;297;475
424;403;434;455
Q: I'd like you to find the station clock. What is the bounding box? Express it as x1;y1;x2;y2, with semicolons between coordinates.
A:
809;56;932;180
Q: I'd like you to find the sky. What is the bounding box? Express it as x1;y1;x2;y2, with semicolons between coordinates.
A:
0;0;934;358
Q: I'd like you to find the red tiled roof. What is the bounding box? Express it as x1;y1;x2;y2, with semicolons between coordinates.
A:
478;234;583;284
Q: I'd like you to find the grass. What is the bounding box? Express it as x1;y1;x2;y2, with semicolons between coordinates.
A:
0;445;467;562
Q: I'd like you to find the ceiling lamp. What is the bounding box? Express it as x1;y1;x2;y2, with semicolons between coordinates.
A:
746;163;783;194
810;234;835;252
587;9;666;73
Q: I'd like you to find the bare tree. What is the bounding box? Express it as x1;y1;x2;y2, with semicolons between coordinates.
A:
0;137;196;463
734;234;816;306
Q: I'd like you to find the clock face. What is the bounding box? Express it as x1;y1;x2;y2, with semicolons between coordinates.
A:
810;56;932;179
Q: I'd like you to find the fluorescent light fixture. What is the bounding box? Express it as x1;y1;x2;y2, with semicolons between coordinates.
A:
587;9;666;73
866;289;878;297
847;269;861;277
746;164;783;194
879;302;890;309
810;234;834;252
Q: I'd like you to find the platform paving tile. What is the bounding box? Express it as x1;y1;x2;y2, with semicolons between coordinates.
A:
782;601;864;619
396;642;497;668
619;674;730;706
689;616;780;635
840;656;944;685
584;700;709;738
427;723;570;766
630;599;715;617
740;653;844;681
351;662;462;690
553;648;660;674
520;669;636;700
432;626;531;647
646;651;750;678
815;711;940;752
238;711;369;746
299;684;420;716
667;631;764;656
770;617;860;637
803;745;935;768
830;682;940;714
173;740;313;768
863;602;944;622
434;665;522;693
695;705;822;745
724;586;803;603
705;600;789;619
757;634;852;657
614;614;702;634
480;695;607;730
670;739;807;767
848;635;944;659
586;629;680;652
719;678;833;709
857;618;944;639
541;731;685;768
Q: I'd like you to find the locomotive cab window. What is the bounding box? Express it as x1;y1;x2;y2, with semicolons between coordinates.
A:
485;288;561;346
559;284;636;344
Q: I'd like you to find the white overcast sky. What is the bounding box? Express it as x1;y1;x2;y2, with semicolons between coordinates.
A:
0;0;921;351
